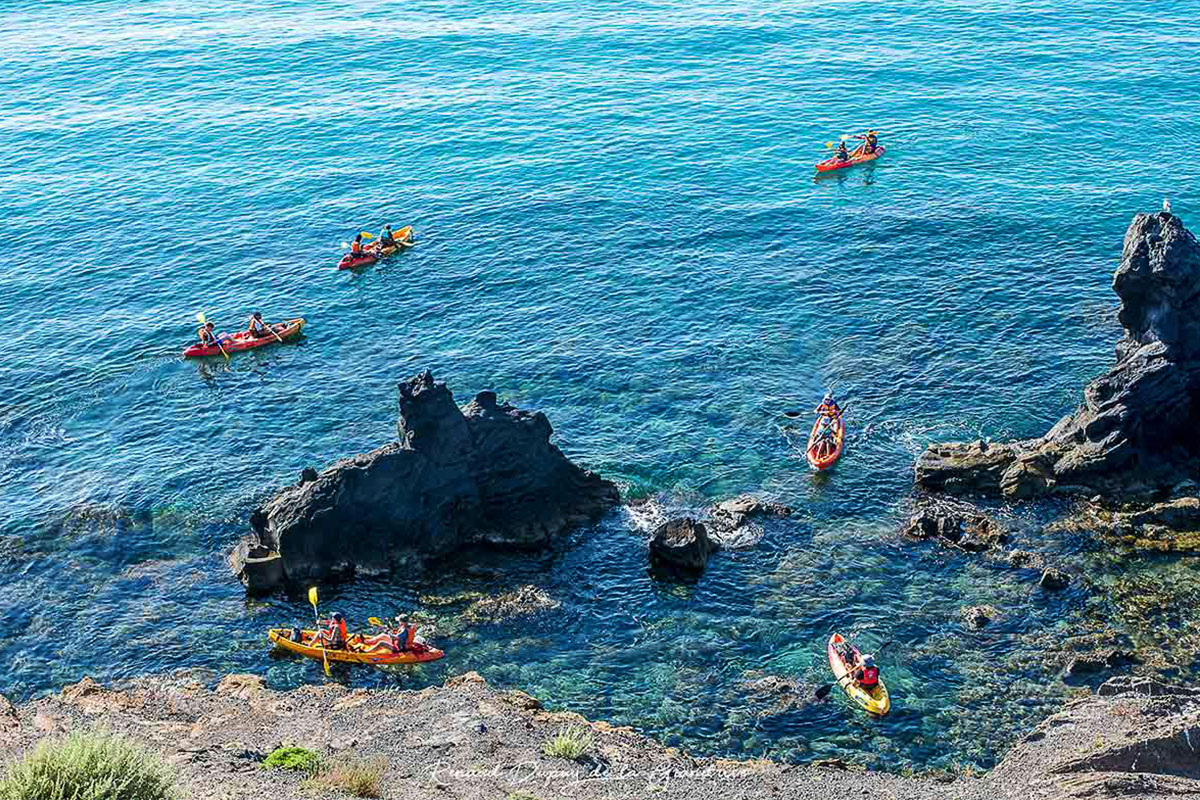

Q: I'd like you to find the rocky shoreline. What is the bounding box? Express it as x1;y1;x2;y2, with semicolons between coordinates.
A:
2;673;1196;800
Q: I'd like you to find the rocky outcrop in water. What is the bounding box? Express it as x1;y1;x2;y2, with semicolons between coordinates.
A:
916;212;1200;500
230;371;619;593
1050;496;1200;552
649;517;717;572
901;495;1009;552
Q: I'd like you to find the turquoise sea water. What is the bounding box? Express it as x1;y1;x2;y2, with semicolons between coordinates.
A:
3;0;1200;773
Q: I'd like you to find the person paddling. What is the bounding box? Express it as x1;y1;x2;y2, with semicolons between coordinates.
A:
815;393;842;422
379;225;396;248
197;321;223;348
313;611;348;649
835;141;850;162
246;311;271;339
852;653;880;689
856;129;879;155
350;233;365;258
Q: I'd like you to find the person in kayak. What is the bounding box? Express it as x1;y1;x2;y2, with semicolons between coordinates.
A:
835;141;850;162
852;654;880;689
197;321;224;348
815;393;841;420
362;617;418;653
379;225;396;247
350;233;365;257
246;312;271;339
858;130;879;155
313;611;348;649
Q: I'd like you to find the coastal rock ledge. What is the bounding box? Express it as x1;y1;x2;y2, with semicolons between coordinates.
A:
230;371;619;593
917;212;1200;500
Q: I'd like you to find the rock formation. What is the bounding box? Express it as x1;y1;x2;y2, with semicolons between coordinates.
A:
648;517;717;572
230;371;619;593
916;212;1200;500
901;495;1009;552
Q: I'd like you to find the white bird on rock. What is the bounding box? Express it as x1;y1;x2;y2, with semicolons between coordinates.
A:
1163;198;1172;213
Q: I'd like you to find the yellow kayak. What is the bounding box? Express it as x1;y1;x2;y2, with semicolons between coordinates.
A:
268;627;443;666
827;633;890;716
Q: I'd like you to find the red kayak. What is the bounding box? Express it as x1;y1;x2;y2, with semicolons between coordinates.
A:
183;318;305;358
806;409;845;470
338;253;378;270
815;145;886;173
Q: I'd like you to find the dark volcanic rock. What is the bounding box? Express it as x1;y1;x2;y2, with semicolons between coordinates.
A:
916;212;1200;500
230;371;619;593
1052;496;1200;552
962;605;1001;630
1039;567;1072;591
1064;648;1138;678
902;496;1009;552
710;494;792;529
649;518;717;571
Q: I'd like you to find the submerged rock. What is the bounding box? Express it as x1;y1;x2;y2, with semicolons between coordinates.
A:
1039;567;1072;591
230;371;619;593
901;495;1009;552
1052;496;1200;552
962;605;1002;630
1064;648;1138;678
460;585;561;623
710;495;792;529
916;211;1200;500
649;517;717;572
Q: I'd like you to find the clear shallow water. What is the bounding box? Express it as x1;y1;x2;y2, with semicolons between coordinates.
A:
2;0;1200;773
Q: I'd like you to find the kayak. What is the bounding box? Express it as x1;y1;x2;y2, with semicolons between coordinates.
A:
827;633;890;716
339;226;414;270
806;410;845;470
815;144;886;173
267;627;444;666
182;318;305;358
338;252;378;270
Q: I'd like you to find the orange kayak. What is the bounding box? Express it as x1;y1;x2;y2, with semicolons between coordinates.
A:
806;410;845;470
268;627;444;666
816;145;886;172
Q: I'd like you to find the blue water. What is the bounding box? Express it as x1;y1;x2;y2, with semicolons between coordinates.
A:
3;0;1200;773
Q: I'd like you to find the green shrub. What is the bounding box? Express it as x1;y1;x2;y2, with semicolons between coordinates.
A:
0;730;175;800
304;756;386;798
261;746;322;776
541;726;593;760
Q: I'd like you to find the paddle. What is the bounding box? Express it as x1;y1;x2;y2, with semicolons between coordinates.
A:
308;586;331;677
784;400;849;420
261;318;286;345
195;312;229;362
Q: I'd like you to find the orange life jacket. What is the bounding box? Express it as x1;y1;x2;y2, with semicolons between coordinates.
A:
351;240;362;255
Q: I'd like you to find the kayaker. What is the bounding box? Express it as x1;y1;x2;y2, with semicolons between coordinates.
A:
814;393;841;419
379;225;396;247
861;130;879;155
350;233;365;257
852;654;880;689
197;321;222;347
835;141;850;162
314;611;348;649
246;312;270;339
